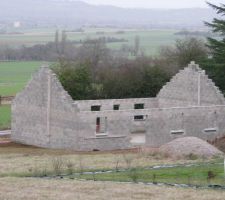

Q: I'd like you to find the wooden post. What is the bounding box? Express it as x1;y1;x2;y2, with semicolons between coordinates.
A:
224;158;225;179
198;72;201;106
47;72;51;144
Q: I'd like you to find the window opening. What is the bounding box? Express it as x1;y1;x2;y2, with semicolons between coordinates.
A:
134;115;144;121
113;105;120;110
91;105;101;111
134;103;144;109
170;130;185;135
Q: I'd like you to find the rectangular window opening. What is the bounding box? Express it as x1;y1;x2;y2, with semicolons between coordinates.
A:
113;104;120;110
170;130;185;135
134;115;147;121
204;128;217;134
91;105;101;111
134;103;144;109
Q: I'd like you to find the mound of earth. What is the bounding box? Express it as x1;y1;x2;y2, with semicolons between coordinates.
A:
160;137;224;159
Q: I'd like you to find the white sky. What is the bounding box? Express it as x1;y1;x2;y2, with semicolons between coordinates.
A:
80;0;222;9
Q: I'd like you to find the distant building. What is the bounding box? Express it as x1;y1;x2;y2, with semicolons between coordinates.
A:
13;21;21;28
11;62;225;151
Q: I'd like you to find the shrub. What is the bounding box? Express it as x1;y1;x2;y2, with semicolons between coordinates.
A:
52;157;64;175
66;160;75;175
128;168;139;183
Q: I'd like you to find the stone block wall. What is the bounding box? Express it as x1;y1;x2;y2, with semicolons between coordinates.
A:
11;67;80;149
157;62;225;108
11;62;225;151
76;98;158;111
11;67;50;147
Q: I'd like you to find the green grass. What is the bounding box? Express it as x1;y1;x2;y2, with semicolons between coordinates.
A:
0;105;11;130
79;162;225;186
0;61;43;96
0;28;182;55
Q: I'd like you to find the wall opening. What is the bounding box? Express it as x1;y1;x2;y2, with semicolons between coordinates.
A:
113;104;120;110
170;130;185;135
91;105;101;111
134;103;144;109
134;115;147;121
204;128;217;134
96;117;108;135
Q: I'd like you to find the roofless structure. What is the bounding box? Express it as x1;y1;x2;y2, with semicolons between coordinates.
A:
12;62;225;151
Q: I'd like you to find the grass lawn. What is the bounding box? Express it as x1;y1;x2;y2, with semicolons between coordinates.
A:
0;61;43;96
0;105;11;130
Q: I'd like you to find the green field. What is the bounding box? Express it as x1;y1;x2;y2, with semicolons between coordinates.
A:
0;61;42;130
0;28;181;55
0;105;11;130
0;61;43;96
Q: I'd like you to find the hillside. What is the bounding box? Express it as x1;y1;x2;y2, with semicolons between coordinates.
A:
0;0;216;29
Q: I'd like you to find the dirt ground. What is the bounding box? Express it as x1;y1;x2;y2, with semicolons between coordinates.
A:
0;177;225;200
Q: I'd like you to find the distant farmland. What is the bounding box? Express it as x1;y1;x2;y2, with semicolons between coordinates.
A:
0;28;181;55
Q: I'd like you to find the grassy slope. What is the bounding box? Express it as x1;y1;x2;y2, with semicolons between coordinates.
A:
0;61;43;96
0;61;42;130
0;105;11;130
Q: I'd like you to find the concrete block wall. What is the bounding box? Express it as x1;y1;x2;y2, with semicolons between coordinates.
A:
11;67;50;147
12;66;81;149
76;98;158;111
157;62;225;107
11;63;225;151
76;105;225;150
143;106;225;147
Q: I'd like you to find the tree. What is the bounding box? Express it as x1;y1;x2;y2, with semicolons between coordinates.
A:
205;2;225;63
160;37;208;68
55;62;93;100
202;2;225;95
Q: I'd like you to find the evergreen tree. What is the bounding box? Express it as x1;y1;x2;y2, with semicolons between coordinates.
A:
205;2;225;63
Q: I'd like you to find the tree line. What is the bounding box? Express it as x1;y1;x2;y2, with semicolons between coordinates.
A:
53;36;209;100
54;1;225;100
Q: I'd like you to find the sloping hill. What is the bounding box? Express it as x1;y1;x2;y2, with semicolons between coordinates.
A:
0;0;216;28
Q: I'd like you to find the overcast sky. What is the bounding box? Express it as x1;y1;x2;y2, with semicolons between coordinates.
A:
80;0;222;9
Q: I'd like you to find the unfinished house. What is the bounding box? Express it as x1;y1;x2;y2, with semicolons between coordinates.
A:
11;62;225;151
